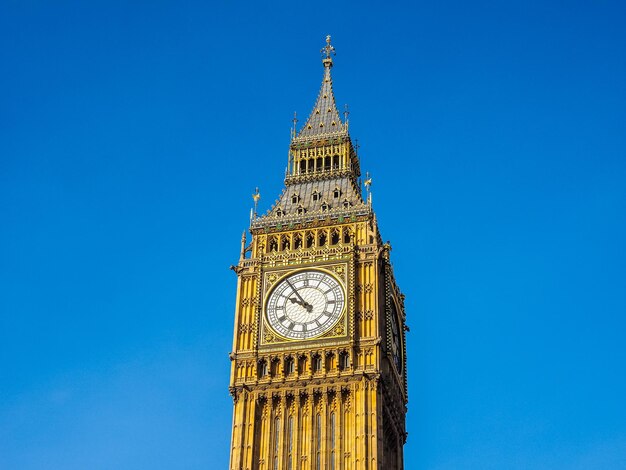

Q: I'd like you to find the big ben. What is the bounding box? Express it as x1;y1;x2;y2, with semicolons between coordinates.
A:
228;37;408;470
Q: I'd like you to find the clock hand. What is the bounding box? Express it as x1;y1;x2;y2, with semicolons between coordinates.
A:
289;296;313;313
285;279;313;311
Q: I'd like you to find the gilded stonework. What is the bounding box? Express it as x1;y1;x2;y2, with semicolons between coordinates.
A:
228;37;408;470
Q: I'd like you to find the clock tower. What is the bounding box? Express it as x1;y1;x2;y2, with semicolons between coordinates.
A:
228;37;408;470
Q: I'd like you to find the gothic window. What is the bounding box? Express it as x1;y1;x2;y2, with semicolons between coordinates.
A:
339;352;350;370
285;356;295;375
324;156;331;171
315;413;322;470
291;194;300;204
273;417;281;470
312;191;320;202
318;232;327;246
294;233;303;249
316;157;323;170
268;237;278;253
330;412;336;470
300;160;306;174
271;358;280;377
332;154;339;169
281;236;290;251
287;416;294;470
343;229;351;244
344;410;351;470
313;354;322;373
333;187;341;198
330;229;340;245
298;355;307;374
306;232;315;248
307;158;314;173
276;208;284;217
258;359;268;378
343;199;350;209
325;352;335;371
321;202;329;212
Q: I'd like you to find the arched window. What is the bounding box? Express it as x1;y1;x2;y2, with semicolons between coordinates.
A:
258;360;268;378
287;416;294;470
273;416;281;470
343;229;351;244
315;413;322;470
298;355;307;374
339;351;350;370
321;202;329;212
318;232;327;246
325;352;335;371
285;356;295;375
313;355;322;373
306;232;315;249
331;229;340;245
330;412;336;470
299;160;306;174
271;358;280;377
281;236;290;251
294;233;303;249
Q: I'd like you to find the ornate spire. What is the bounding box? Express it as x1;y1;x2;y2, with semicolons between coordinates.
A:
321;34;336;67
295;35;345;140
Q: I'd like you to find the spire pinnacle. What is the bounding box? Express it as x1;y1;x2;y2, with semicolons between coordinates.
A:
295;36;345;140
321;35;336;67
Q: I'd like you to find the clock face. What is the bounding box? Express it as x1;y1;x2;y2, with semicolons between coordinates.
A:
265;270;345;340
390;300;402;374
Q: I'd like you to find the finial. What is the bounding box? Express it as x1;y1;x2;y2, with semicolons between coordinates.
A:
239;231;247;262
252;187;261;217
291;111;298;139
344;104;349;129
321;35;336;67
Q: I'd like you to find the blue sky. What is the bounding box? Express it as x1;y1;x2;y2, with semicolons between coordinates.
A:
1;1;625;468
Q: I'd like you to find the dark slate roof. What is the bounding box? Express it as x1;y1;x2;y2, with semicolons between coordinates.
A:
252;175;368;229
276;176;364;215
296;64;346;139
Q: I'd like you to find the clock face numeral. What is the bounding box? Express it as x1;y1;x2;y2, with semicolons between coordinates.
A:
265;270;346;340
